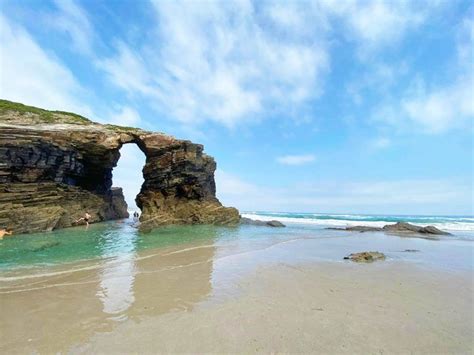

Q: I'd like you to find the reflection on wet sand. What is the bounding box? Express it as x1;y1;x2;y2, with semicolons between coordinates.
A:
97;227;137;318
0;229;217;354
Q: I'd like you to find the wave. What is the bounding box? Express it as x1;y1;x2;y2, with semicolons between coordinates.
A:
242;212;474;231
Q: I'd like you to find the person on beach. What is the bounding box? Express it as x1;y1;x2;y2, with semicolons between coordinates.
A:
0;229;13;240
75;212;91;227
133;211;140;222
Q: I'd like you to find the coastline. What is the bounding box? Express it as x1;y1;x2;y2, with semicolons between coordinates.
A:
1;223;472;353
82;262;473;354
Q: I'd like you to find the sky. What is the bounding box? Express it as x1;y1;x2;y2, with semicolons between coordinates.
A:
0;0;473;215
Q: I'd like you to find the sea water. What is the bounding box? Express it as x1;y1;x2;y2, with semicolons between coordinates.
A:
0;212;473;273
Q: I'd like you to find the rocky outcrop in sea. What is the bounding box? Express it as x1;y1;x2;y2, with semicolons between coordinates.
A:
0;100;239;234
327;222;450;236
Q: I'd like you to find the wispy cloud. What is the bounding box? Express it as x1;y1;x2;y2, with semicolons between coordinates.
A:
276;154;316;166
99;0;329;127
319;0;440;55
371;11;474;134
49;0;95;55
0;14;91;117
216;171;473;215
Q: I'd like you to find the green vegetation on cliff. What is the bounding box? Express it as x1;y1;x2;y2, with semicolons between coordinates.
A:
0;99;146;134
0;99;92;125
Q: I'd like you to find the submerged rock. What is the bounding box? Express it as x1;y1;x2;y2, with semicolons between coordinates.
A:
0;99;239;234
240;217;286;227
30;241;61;252
344;251;386;263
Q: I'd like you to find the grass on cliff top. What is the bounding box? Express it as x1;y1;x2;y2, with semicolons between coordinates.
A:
0;99;145;133
0;99;92;124
104;124;142;133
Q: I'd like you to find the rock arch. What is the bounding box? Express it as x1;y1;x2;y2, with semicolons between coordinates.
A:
0;102;239;234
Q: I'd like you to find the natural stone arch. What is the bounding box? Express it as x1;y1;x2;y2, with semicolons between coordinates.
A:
0;102;239;234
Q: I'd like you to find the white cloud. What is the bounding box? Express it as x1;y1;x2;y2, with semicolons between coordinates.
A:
99;0;329;127
107;106;142;126
371;11;474;134
276;154;316;166
49;0;95;55
97;106;142;127
401;76;473;133
215;169;259;196
98;42;153;96
113;143;147;208
319;0;439;54
0;15;91;116
216;171;472;215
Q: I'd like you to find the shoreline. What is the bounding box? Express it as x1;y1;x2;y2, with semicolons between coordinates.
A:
83;261;472;354
1;226;473;353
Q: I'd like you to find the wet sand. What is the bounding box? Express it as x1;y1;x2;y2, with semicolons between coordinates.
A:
82;263;473;354
1;228;473;354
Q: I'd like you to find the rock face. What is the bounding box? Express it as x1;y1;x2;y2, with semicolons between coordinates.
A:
240;217;286;227
383;222;450;235
344;251;386;263
0;100;239;234
326;222;450;236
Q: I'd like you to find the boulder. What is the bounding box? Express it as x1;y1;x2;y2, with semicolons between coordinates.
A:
240;217;286;227
383;222;450;235
344;251;386;263
266;220;285;227
326;222;450;236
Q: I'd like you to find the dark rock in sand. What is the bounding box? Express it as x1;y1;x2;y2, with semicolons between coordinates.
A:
266;220;286;227
383;222;450;235
327;221;450;236
0;99;239;234
240;217;285;227
344;251;386;263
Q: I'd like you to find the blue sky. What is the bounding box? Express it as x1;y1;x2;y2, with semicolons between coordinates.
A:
1;0;473;215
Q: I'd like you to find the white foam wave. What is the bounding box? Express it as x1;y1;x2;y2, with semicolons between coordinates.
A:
241;213;474;231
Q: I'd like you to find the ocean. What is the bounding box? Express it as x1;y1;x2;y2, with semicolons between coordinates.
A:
1;211;473;352
242;211;474;233
0;211;473;273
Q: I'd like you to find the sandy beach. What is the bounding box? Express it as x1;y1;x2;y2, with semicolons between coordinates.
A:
1;225;472;354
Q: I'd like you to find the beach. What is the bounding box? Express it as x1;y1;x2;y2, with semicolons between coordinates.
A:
1;216;473;354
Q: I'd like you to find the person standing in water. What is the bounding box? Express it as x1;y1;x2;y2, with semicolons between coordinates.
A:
75;212;91;227
133;211;140;222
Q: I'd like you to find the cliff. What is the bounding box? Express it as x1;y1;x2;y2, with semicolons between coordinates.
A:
0;100;239;234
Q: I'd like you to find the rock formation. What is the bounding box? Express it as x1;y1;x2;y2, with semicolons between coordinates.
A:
326;222;450;236
344;251;386;263
0;100;239;234
240;217;285;227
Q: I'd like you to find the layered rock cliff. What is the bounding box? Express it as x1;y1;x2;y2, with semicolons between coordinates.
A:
0;100;239;234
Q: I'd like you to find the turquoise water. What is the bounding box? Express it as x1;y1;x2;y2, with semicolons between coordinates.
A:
0;222;221;270
1;212;473;272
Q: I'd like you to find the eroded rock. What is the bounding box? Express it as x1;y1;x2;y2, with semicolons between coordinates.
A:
383;222;450;235
0;100;239;234
240;217;286;227
344;251;386;263
326;222;450;236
